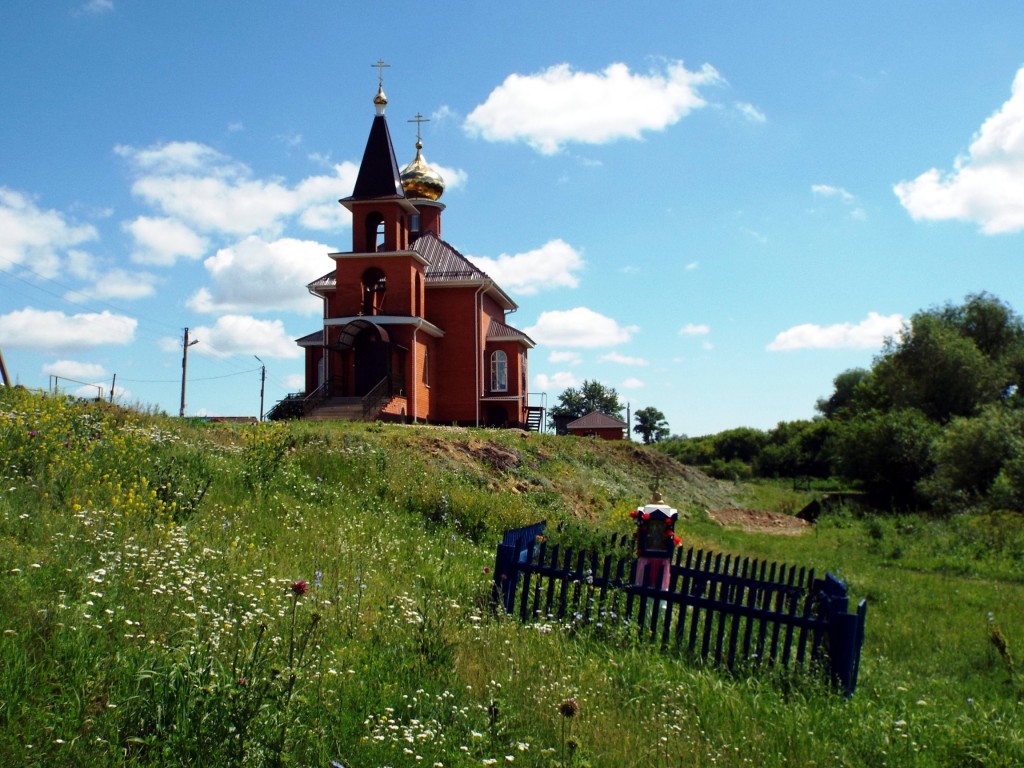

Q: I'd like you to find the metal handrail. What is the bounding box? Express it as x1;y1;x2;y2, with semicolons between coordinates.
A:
302;380;330;415
361;376;391;420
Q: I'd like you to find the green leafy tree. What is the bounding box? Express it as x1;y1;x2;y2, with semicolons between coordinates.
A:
712;427;768;464
815;368;873;420
633;407;670;444
871;293;1024;422
829;408;939;509
756;419;835;479
918;405;1024;513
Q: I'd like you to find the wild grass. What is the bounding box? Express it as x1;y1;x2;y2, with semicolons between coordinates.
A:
1;386;1022;766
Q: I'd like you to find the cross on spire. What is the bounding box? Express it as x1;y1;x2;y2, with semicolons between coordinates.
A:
372;58;390;88
408;112;430;143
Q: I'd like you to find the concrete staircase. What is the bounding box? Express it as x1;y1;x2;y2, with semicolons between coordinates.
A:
307;397;365;422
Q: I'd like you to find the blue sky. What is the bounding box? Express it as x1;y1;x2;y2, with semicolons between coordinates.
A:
2;2;1024;437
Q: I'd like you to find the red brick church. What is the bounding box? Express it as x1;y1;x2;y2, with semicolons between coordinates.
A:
278;76;541;430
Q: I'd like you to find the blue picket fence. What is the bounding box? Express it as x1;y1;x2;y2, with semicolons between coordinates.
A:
492;521;866;696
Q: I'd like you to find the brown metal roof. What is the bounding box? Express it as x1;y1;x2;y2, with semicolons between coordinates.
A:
302;233;517;309
415;232;488;282
487;318;536;347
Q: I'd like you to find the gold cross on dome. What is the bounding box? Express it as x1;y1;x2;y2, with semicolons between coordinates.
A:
408;112;430;142
372;59;390;88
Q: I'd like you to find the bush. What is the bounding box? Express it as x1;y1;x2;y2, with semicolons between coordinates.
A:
918;405;1024;513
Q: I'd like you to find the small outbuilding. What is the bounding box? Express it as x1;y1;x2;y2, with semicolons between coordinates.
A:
566;410;628;441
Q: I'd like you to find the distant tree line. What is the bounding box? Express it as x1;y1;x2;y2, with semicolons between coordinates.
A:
658;292;1024;513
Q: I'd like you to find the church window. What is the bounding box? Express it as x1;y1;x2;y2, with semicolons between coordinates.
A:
361;267;387;315
490;350;508;392
365;211;385;252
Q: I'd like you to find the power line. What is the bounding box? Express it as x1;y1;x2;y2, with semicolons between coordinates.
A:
115;366;263;384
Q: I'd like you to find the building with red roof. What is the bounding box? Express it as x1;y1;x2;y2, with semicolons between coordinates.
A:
281;78;540;429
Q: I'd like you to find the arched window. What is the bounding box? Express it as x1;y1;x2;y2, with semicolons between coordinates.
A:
490;350;508;392
361;267;386;315
364;211;384;252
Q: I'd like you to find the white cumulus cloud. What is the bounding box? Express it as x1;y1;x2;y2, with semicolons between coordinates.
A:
125;216;209;266
679;323;710;336
0;308;136;351
188;236;332;315
189;315;303;359
72;268;159;301
894;66;1024;234
534;371;579;391
0;188;98;278
471;239;584;295
465;60;721;155
767;311;904;351
42;360;107;380
548;351;582;365
525;307;637;348
600;352;648;366
117;141;357;237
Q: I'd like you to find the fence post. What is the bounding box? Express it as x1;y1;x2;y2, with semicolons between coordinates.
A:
815;572;866;696
493;541;519;613
492;521;547;614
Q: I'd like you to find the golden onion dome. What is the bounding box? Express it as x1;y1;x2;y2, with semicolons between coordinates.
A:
401;139;445;201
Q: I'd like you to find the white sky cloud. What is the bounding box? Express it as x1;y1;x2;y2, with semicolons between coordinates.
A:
190;315;303;359
0;308;136;350
125;216;209;266
812;184;855;203
116;142;357;237
534;371;579;391
187;236;331;315
72;268;158;301
767;311;904;351
548;350;582;365
0;188;98;278
76;0;113;15
465;60;721;155
621;377;645;389
525;307;638;348
894;65;1024;234
471;239;584;295
42;360;107;380
679;323;710;336
736;102;766;123
601;352;649;366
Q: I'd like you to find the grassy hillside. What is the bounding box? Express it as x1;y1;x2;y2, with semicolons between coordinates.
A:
1;386;1022;767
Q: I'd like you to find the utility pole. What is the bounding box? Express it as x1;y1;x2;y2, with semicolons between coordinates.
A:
109;373;116;404
254;355;266;421
179;328;199;417
0;346;10;387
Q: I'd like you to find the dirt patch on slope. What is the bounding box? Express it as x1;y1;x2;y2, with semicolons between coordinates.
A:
708;507;810;536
